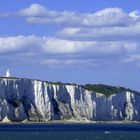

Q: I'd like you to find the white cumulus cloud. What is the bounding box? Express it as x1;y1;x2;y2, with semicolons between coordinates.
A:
1;36;137;55
0;4;140;68
0;35;139;68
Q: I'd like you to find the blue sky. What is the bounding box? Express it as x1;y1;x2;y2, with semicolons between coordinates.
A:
0;0;140;91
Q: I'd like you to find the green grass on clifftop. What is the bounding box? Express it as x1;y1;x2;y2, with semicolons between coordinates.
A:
0;76;139;96
84;84;140;96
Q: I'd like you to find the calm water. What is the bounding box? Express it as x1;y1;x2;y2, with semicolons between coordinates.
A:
0;124;140;140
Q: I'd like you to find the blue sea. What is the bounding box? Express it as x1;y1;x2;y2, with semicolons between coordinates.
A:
0;123;140;140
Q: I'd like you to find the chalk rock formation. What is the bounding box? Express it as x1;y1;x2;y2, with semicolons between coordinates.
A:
0;77;140;122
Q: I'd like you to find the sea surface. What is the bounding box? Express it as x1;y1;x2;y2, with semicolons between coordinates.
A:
0;123;140;140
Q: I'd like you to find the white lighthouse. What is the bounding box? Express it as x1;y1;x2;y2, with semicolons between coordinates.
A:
6;69;11;77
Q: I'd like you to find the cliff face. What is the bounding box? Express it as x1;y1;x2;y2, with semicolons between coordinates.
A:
0;78;140;122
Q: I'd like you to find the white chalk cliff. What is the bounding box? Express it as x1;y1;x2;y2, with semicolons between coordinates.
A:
0;77;140;122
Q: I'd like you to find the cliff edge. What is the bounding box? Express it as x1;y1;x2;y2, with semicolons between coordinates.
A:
0;77;140;122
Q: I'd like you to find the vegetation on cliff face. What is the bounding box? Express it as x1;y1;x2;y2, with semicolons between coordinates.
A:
84;84;140;96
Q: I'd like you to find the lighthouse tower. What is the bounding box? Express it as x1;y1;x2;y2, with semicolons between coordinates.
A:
6;69;11;77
